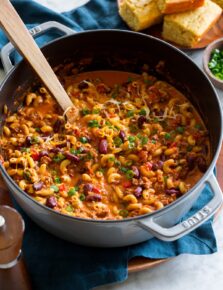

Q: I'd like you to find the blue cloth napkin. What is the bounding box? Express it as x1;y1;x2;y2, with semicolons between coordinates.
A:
0;1;217;289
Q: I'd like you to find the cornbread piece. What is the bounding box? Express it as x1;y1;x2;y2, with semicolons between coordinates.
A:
212;0;223;8
119;0;163;31
162;0;222;47
158;0;205;14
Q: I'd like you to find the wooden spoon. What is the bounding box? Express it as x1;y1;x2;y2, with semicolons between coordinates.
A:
0;0;74;118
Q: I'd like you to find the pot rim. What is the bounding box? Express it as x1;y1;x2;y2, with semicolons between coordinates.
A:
0;29;222;224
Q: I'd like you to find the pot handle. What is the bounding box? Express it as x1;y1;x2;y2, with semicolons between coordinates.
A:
0;21;75;74
137;173;223;241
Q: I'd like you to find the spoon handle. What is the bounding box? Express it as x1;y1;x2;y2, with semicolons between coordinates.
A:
0;0;73;111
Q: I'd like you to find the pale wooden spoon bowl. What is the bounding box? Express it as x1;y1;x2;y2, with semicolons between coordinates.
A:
0;0;74;119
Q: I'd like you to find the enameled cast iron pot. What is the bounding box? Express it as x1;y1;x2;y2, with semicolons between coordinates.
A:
0;22;222;247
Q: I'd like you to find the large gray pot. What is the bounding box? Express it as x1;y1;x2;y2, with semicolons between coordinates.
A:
0;22;222;247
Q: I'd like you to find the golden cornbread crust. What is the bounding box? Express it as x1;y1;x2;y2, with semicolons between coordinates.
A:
212;0;223;8
158;0;205;14
162;0;222;47
119;0;163;31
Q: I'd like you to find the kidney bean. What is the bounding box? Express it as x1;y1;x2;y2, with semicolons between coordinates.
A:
46;196;57;208
53;119;63;133
197;156;207;173
166;188;181;195
134;186;143;198
138;116;147;129
50;148;62;154
99;139;108;154
187;155;196;171
83;183;93;194
119;130;126;142
78;81;89;90
85;194;102;202
152;161;163;171
65;152;80;162
25;136;32;146
33;181;43;191
132;166;140;178
56;142;67;148
39;150;49;158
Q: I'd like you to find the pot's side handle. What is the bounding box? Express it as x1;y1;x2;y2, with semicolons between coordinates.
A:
137;173;223;241
1;21;75;74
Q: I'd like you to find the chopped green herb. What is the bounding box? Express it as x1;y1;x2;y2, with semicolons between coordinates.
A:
164;176;168;184
79;194;86;201
81;108;90;116
35;127;40;132
195;124;201;129
65;205;73;212
151;129;158;135
153;117;159;123
21;147;30;153
54;177;61;184
141;136;148;145
53;153;65;163
119;209;129;218
129;124;138;133
114;160;121;167
127;76;133;83
128;136;136;143
88;120;100;128
85;152;93;160
176;126;185;134
151;139;156;144
208;48;223;80
105;121;112;126
68;187;79;196
114;136;123;147
164;133;171;140
120;167;128;173
139;109;147;116
92;108;100;114
126;110;134;118
23;171;31;181
126;170;134;179
108;156;116;162
31;136;40;144
50;185;59;193
80;137;88;144
98;168;105;173
125;160;133;167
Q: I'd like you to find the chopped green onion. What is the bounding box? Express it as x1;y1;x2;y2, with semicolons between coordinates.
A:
79;194;86;201
65;205;73;212
80;137;88;144
141;136;148;145
88;120;99;128
53;153;65;163
68;187;79;196
120;167;128;173
139;109;147;116
164;133;171;140
21;147;29;153
50;185;59;193
126;170;134;180
114;137;123;147
54;177;61;184
119;209;129;218
81;108;90;116
176;126;184;134
92;108;100;114
126;110;134;118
